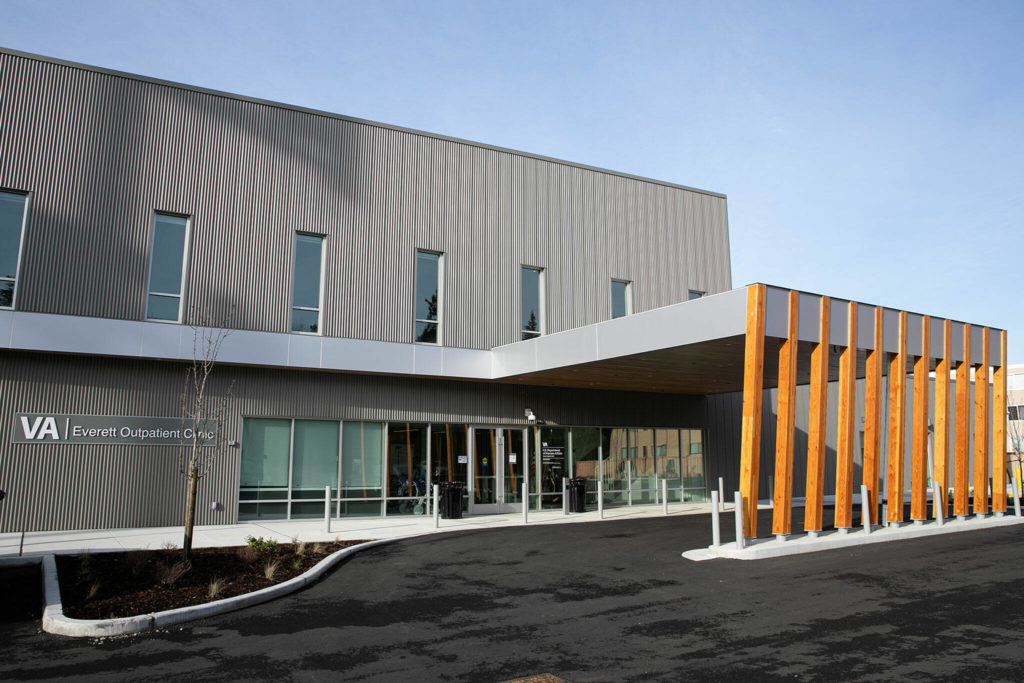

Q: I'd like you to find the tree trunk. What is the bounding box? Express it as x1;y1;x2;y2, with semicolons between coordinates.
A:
183;463;199;563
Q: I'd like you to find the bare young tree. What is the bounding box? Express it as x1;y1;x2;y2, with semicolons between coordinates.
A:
179;315;234;563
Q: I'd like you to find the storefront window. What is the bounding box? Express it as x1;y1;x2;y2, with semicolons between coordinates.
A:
535;427;567;509
632;428;657;503
570;427;600;506
239;418;290;520
602;428;630;505
683;429;707;501
431;424;468;511
387;423;429;515
340;422;384;516
289;420;340;518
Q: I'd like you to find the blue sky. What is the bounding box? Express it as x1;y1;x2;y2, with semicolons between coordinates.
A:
3;0;1022;359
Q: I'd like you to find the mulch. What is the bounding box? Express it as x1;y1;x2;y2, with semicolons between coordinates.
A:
56;539;368;620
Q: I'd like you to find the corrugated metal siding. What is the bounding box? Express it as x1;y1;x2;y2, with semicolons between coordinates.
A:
0;351;708;532
0;52;731;349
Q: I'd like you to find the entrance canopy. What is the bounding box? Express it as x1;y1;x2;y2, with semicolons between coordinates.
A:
493;283;1001;394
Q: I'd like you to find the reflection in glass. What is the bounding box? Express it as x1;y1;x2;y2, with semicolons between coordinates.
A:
290;420;339;504
535;427;567;508
387;423;429;514
291;234;323;333
0;191;27;281
473;428;497;504
503;429;524;504
341;422;383;499
611;280;630;319
239;418;291;518
414;251;440;344
146;213;188;321
521;266;542;339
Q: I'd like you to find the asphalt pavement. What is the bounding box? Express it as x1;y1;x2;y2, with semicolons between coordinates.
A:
3;508;1024;681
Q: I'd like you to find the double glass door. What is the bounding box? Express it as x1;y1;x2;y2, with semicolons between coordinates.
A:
470;426;525;513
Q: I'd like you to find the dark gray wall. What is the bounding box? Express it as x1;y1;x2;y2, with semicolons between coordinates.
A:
0;50;732;350
0;350;711;532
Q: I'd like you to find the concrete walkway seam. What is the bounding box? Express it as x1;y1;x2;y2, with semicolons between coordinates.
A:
40;538;402;638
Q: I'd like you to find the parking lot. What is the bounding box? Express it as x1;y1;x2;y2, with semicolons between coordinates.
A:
3;508;1024;681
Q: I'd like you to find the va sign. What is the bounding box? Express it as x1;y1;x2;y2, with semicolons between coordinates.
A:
12;414;218;446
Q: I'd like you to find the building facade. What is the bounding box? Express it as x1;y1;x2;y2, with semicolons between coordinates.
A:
0;48;1007;537
0;48;737;533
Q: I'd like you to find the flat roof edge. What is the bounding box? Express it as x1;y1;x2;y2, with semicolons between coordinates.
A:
0;46;727;200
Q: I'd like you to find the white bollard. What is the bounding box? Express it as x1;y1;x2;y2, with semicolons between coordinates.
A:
522;482;528;524
711;490;721;547
324;485;332;534
663;479;669;516
562;477;568;516
627;462;633;506
598;480;604;519
1014;470;1022;517
733;491;745;550
860;484;871;534
934;483;944;526
433;484;440;529
719;477;725;511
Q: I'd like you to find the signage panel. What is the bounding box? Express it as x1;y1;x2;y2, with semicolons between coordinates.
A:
12;414;218;446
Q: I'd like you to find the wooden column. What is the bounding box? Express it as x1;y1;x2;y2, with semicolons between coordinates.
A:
992;330;1008;513
953;324;971;517
804;296;830;532
933;320;951;519
739;284;766;537
911;317;930;521
886;311;908;523
974;327;990;515
863;307;884;524
772;290;799;535
835;302;857;528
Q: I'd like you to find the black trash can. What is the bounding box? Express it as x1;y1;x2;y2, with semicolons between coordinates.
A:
567;477;587;513
439;481;464;519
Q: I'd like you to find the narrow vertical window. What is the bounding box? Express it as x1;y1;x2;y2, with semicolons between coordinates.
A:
0;191;28;309
291;234;324;334
611;279;632;319
688;289;705;300
521;266;544;340
414;250;442;344
146;213;190;322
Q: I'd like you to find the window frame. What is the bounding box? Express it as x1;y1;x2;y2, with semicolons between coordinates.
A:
688;289;706;300
610;278;632;319
290;232;326;336
413;249;444;345
521;265;546;340
0;189;30;311
144;211;192;324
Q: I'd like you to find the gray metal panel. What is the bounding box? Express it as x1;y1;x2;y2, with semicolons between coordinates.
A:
0;51;732;352
0;350;710;533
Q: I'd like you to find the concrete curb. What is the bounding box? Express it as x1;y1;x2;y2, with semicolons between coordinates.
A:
41;538;400;638
683;513;1024;561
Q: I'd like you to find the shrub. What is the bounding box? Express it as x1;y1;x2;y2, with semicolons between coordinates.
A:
312;543;324;555
236;546;260;564
207;577;226;599
292;558;302;571
245;535;280;553
160;541;178;551
86;579;101;601
295;541;307;557
157;561;189;586
263;559;280;581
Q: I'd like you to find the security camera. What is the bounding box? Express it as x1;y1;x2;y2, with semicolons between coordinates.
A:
525;408;537;424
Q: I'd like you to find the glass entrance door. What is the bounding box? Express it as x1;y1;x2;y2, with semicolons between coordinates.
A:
470;426;526;514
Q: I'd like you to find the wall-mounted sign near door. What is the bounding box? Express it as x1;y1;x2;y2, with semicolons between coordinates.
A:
12;414;218;446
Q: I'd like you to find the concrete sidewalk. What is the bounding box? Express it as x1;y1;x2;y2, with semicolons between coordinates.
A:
0;501;722;558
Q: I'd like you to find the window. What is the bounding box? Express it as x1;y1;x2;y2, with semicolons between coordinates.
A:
291;234;324;334
688;290;705;300
0;191;28;309
521;266;544;340
145;213;190;321
611;279;632;319
414;250;442;344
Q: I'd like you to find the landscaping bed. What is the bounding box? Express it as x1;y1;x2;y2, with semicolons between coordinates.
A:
56;537;369;620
